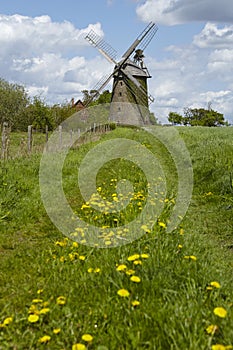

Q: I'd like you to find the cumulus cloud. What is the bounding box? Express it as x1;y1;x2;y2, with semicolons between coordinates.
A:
193;23;233;48
0;14;106;103
136;0;233;25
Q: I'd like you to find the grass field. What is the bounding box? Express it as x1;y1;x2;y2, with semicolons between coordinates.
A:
0;126;233;350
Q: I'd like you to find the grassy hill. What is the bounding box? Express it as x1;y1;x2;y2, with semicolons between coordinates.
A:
0;126;232;350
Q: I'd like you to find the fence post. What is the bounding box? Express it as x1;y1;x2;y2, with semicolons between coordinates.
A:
59;125;62;149
1;122;9;160
45;125;49;151
28;125;33;153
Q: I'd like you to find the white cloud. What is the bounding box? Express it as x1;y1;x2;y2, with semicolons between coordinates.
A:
136;0;233;25
0;14;105;103
193;23;233;48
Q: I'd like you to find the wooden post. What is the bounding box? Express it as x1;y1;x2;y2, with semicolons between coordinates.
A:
28;125;33;153
1;122;9;160
59;125;62;149
45;125;49;151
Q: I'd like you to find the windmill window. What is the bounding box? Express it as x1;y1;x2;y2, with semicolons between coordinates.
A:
120;82;123;86
118;107;121;111
119;92;122;96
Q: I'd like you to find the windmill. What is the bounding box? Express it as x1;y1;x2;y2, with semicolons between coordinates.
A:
84;22;158;125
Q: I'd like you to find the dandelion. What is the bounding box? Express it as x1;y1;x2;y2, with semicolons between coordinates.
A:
178;244;183;249
141;225;151;233
28;314;39;323
206;324;218;334
211;345;227;350
38;335;51;344
131;300;140;307
190;255;197;261
79;255;86;261
141;253;149;259
127;254;140;261
210;281;221;289
179;228;184;235
117;289;130;297
39;308;50;315
88;268;93;273
53;328;61;334
3;317;13;326
94;268;101;273
32;298;43;303
116;264;127;271
130;276;141;283
56;296;66;305
72;344;86;350
214;307;227;318
82;334;93;342
126;269;135;275
133;260;142;265
37;289;43;294
72;242;78;248
158;221;166;228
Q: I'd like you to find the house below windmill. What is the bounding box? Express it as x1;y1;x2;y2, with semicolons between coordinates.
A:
71;98;88;122
71;98;85;111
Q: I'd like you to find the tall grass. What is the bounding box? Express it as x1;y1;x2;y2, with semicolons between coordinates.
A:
0;126;232;350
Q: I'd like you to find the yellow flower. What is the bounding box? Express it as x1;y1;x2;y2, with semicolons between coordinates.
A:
79;255;86;261
116;264;127;271
131;300;140;307
38;335;51;344
126;269;135;275
141;225;151;233
210;281;221;289
32;298;43;303
94;268;101;273
179;228;184;235
141;253;149;259
178;244;183;249
88;268;93;273
72;241;78;248
117;289;130;297
133;260;142;265
158;221;166;228
212;345;227;350
3;317;13;326
72;344;86;350
37;289;43;294
28;314;39;323
130;276;141;283
82;334;93;342
53;328;61;334
214;307;227;318
206;324;218;334
127;254;140;261
56;296;66;305
39;308;50;314
184;255;197;261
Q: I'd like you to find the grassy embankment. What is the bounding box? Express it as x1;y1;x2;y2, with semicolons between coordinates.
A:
0;126;232;350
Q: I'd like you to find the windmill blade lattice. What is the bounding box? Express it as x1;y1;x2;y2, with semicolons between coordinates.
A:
85;30;118;64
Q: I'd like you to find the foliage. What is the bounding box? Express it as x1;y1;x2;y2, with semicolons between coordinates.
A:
168;111;183;125
0;78;29;130
168;108;226;127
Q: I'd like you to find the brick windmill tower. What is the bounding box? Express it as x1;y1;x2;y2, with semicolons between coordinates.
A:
84;22;158;125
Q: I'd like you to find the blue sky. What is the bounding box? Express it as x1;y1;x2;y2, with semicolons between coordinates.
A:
0;0;233;123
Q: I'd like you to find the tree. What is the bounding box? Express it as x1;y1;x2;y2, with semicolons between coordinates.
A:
0;78;29;130
183;108;225;127
21;96;54;131
168;107;226;127
168;112;183;125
